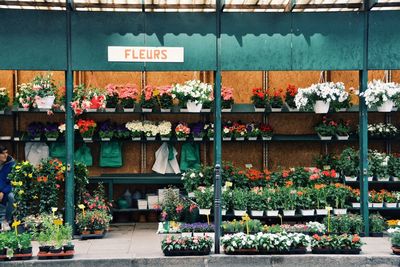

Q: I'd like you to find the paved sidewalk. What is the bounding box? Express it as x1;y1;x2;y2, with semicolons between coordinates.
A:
4;223;400;266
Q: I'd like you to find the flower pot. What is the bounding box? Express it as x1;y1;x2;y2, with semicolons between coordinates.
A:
222;108;232;112
377;100;394;112
317;133;332;140
336;134;349;140
254;106;265;112
94;230;104;235
81;230;91;235
33;137;41;141
352;203;361;208
39;246;51;253
160;108;171;112
345;176;357;182
160;137;170;141
337;108;347;112
63;244;75;252
392;177;400;182
233;210;247;216
177;137;187;141
193;137;203;141
223;137;232;141
18;107;29;111
270;107;282;112
300;209;315;216
123;107;135;112
83;137;93;142
377;176;390;182
333;208;347;215
372;203;383;208
221;209;227;216
36;95;55;110
315;209;328;215
101;138;111;141
209;137;214;141
46;137;57;141
385;202;397;208
314;100;330;114
86;108;97;112
266;210;279;217
49;247;62;254
250;210;264;217
248;137;258;141
285;103;299;112
199;209;211;215
368;176;373;182
142;108;152;112
20;247;32;254
105;108;116;112
283;210;296;216
146;137;156;141
392;246;400;255
0;136;11;140
131;137;141;141
369;202;373;208
235;137;245;141
262;136;272;141
201;108;210;112
181;232;192;238
186;101;202;113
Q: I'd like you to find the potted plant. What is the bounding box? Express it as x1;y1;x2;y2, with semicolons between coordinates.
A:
369;213;386;237
32;73;58;110
232;189;249;216
104;83;119;112
369;150;390;181
222;125;233;141
251;87;267;112
337;147;359;181
232;122;247;141
119;83;138;112
315;116;336;140
15;83;36;111
264;189;279;217
259;123;273;140
205;123;214;141
313;184;329;214
329;184;351;215
284;84;298;111
221;86;234;112
175;122;190;141
269;89;283;112
221;233;258;254
18;233;32;254
114;124;131;140
388;227;400;255
155;85;173;112
246;123;260;141
161;235;213;256
306;221;326;235
0;87;10;113
389;154;400;181
335;120;350;140
140;85;156;112
280;187;297;216
44;123;60;141
158;121;172;141
384;191;398;208
27;122;44;141
360;80;400;112
370;190;384;208
191;122;205;141
248;188;265;217
297;188;315;216
76;119;97;141
295;82;347;113
126;120;143;140
368;123;398;139
171;80;213;113
194;187;213;215
143;120;159;140
311;234;363;254
98;121;115;141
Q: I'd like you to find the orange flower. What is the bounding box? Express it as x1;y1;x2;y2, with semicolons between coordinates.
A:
282;170;290;178
313;234;321;241
285;181;293;187
352;235;360;243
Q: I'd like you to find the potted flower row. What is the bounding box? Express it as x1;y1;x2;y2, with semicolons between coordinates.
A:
161;235;213;256
221;232;310;255
360;79;400;112
75;209;112;237
222;121;273;141
368;123;398;139
0;232;32;259
351;189;400;208
314;116;350;140
310;234;363;254
179;223;215;238
388;227;400;255
0;87;10;113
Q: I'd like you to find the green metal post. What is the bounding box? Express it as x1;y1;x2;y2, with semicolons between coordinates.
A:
213;0;223;254
65;0;75;227
359;0;369;236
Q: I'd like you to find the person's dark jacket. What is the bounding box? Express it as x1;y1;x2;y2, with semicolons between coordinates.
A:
0;156;15;205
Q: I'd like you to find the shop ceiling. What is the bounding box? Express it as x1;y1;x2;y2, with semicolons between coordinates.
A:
0;0;399;12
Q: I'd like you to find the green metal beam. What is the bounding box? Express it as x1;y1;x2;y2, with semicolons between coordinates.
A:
65;0;75;229
284;0;296;12
368;0;378;10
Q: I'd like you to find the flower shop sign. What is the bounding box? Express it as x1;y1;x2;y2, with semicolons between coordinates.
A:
108;46;184;62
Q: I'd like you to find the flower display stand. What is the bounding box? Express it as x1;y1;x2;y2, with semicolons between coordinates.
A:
377;100;394;112
37;250;74;260
313;100;330;114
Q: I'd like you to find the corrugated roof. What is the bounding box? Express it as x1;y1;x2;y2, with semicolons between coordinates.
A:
0;0;399;12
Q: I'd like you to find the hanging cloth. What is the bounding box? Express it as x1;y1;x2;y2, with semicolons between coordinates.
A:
99;141;123;167
152;142;180;174
180;142;200;171
75;144;93;167
25;142;49;166
48;142;66;163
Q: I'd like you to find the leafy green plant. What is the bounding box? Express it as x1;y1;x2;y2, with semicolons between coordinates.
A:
337;147;359;177
18;233;32;249
194;187;213;209
369;213;386;233
232;189;249;210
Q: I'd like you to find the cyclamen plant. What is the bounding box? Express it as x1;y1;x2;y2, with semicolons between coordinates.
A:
105;84;119;108
221;86;234;109
119;83;138;108
269;89;284;108
16;83;36;109
259;123;273;137
155;85;173;109
141;85;157;109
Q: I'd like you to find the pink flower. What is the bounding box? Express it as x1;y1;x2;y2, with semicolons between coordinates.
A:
144;85;155;101
120;84;138;100
158;85;172;96
105;84;118;96
221;86;234;101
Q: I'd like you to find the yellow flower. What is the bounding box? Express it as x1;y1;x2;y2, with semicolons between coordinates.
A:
78;204;85;210
33;195;38;199
13;203;18;208
18;181;23;186
241;213;250;222
15;165;21;170
11;220;21;228
11;181;18;186
54;219;63;226
51;207;58;212
225;181;233;188
28;173;33;178
18;190;24;195
153;89;160;97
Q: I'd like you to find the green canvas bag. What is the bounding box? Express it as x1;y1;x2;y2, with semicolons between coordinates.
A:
74;144;93;167
49;143;66;163
99;141;123;167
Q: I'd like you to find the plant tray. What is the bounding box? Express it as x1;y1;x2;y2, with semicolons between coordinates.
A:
37;250;74;260
259;248;307;255
163;249;210;256
224;248;258;255
311;248;361;254
80;232;106;240
0;253;32;261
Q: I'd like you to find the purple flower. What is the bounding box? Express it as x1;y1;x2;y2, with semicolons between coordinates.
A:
191;122;205;138
27;122;44;138
44;123;58;134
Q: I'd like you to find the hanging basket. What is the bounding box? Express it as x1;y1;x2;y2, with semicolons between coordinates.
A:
313;100;330;114
377;100;394;112
186;101;203;113
35;95;55;110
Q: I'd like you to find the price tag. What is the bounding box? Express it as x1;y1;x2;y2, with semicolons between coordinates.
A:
245;164;253;169
225;181;233;188
325;206;333;211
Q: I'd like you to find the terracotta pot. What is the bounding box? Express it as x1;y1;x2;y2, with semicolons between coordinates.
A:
392;246;400;255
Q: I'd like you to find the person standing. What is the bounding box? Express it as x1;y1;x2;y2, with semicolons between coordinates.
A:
0;145;15;231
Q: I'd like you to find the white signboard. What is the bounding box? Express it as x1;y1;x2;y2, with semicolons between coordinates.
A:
108;46;184;63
